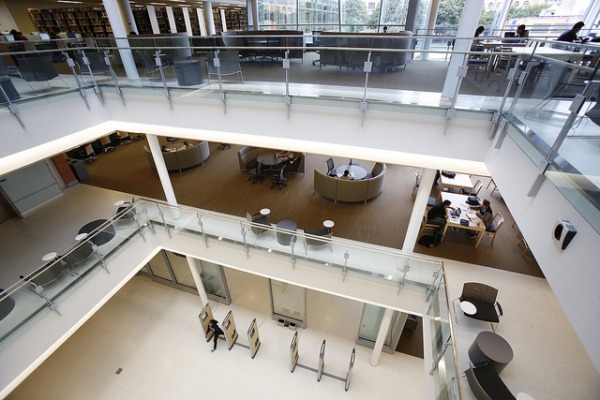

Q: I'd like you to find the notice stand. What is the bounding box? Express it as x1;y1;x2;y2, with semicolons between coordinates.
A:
247;318;261;359
222;310;239;350
199;303;215;342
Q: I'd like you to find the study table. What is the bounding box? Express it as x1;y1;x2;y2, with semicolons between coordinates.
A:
440;173;473;192
440;192;486;248
335;165;367;180
257;151;293;166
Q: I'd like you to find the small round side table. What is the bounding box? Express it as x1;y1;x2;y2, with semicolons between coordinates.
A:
260;208;271;216
323;220;335;229
42;252;58;262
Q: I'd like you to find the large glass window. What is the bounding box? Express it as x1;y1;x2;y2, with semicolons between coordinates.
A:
298;0;340;33
258;0;297;30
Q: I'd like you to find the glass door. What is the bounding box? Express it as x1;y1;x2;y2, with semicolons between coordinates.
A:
356;304;403;353
143;251;231;303
269;279;306;328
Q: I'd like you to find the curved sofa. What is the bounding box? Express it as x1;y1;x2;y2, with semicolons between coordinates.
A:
145;141;210;172
319;32;413;72
314;163;386;203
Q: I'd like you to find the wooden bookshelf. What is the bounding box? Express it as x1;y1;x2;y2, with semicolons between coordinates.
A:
28;7;112;37
132;7;153;34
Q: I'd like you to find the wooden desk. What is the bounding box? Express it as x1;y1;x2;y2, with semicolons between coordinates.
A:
440;192;486;247
441;173;473;192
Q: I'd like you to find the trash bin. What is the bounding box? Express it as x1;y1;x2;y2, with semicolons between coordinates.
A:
68;158;89;181
173;60;203;86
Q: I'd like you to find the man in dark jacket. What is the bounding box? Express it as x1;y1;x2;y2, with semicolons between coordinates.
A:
208;319;224;352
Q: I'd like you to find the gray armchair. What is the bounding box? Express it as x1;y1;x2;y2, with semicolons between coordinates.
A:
207;51;244;84
304;228;333;252
17;55;67;93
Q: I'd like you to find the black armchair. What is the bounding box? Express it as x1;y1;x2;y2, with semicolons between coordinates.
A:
246;212;271;236
457;282;504;331
465;363;516;400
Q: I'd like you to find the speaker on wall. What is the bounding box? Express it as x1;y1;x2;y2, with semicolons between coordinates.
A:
553;220;577;250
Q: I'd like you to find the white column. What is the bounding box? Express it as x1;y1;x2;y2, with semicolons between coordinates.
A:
220;9;227;32
145;134;178;207
203;2;216;36
370;307;394;366
403;168;436;252
248;0;259;30
116;0;138;34
197;8;208;36
147;5;161;34
493;0;511;35
183;7;193;36
102;0;140;83
166;6;177;33
187;256;209;305
405;0;420;33
441;0;484;99
421;0;440;60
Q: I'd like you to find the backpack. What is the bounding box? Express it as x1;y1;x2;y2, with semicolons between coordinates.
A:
418;228;441;248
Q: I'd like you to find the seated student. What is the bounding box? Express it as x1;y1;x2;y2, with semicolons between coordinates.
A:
339;170;352;180
516;24;529;38
557;21;585;43
427;200;454;230
181;141;193;149
161;145;169;153
467;199;493;238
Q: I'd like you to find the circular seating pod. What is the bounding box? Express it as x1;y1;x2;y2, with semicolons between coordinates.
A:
314;163;386;203
144;141;210;172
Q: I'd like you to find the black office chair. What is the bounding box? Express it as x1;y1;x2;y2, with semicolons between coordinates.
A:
249;161;265;183
326;157;335;176
271;164;287;190
348;158;361;167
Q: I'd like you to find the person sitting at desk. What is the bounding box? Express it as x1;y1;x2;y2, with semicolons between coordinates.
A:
427;200;454;230
467;199;493;238
181;141;193;149
9;29;28;41
557;21;585;43
340;170;352;180
516;24;529;38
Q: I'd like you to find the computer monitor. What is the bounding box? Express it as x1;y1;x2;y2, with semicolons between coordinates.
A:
504;32;516;38
38;32;50;41
3;34;15;42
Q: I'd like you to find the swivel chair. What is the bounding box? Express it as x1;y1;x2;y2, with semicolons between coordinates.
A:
271;164;287;190
249;161;265;183
325;157;335;176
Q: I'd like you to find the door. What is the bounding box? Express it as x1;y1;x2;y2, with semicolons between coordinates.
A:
269;279;306;328
356;304;403;353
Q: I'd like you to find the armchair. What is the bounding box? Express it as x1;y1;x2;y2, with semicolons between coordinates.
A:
303;227;333;252
465;363;516;400
207;50;244;84
457;282;503;331
246;212;272;236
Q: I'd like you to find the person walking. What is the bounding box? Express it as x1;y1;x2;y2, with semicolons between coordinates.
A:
208;319;224;352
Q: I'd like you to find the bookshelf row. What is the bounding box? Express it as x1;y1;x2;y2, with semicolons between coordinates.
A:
29;6;248;38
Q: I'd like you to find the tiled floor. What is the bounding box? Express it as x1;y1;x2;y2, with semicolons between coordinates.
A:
2;184;599;399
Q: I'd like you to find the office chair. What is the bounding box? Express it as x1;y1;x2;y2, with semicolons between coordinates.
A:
326;157;335;176
348;159;361;167
249;161;265;183
99;136;115;152
456;282;503;331
462;179;483;196
271;164;287;190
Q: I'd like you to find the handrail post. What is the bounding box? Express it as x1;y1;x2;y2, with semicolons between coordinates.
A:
241;221;249;257
91;243;109;273
360;51;372;127
80;49;104;104
63;52;90;109
0;85;25;128
342;251;349;282
196;212;208;247
156;203;171;238
283;49;291;119
155;50;172;110
142;207;154;233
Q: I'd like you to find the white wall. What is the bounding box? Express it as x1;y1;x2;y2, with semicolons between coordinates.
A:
0;0;17;33
0;91;492;176
486;131;600;373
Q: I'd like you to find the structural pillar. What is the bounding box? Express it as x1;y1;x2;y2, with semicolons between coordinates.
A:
402;168;436;252
166;6;177;33
370;307;394;366
116;0;138;34
147;5;161;34
421;0;441;60
441;0;484;99
203;2;216;36
102;0;140;83
187;256;209;305
247;0;259;30
405;0;420;33
145;134;178;207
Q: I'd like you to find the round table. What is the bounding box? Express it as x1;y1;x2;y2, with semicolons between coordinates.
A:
42;252;58;262
276;220;297;246
459;300;477;315
257;152;293;166
335;165;368;180
75;233;88;241
78;219;116;246
468;331;514;373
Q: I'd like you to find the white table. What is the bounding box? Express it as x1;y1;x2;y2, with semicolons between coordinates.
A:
441;173;473;192
441;192;486;247
460;300;477;315
335;165;367;180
